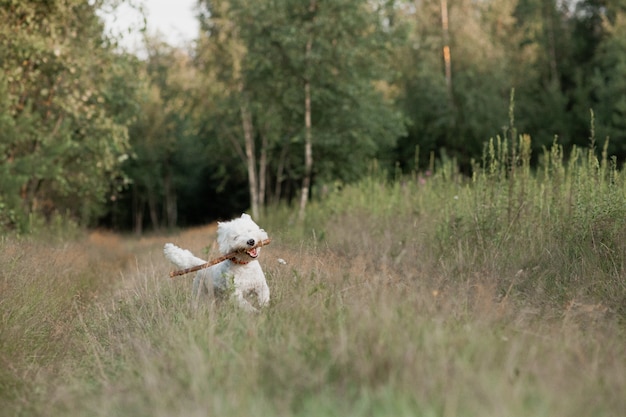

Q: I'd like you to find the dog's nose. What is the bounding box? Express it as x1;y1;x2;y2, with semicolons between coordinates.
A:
246;239;255;246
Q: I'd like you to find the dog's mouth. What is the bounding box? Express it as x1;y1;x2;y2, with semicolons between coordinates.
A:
245;247;259;258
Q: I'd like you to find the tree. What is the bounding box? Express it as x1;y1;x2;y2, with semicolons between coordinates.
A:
112;36;208;233
299;0;316;223
194;0;267;220
196;0;405;220
393;0;520;170
0;0;136;231
588;9;626;159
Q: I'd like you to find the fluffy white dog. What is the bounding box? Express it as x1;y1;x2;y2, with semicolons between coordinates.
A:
164;213;270;312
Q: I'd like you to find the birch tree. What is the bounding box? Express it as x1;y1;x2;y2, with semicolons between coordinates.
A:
195;0;267;219
196;0;404;219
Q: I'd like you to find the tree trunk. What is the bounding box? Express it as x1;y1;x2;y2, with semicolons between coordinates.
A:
147;187;160;231
298;74;313;223
298;0;316;223
542;0;559;83
440;0;453;102
259;133;268;209
163;162;177;228
241;93;259;220
132;186;144;236
274;143;289;204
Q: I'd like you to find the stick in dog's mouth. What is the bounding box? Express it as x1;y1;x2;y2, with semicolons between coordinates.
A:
170;238;271;278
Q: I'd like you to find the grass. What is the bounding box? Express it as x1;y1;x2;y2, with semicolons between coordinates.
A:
2;137;626;416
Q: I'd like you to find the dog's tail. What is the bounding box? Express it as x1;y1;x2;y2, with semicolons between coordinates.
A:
163;243;207;269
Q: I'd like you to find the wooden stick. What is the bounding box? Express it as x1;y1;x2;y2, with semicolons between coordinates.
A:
169;238;271;278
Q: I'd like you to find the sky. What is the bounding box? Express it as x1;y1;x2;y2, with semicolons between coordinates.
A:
100;0;200;52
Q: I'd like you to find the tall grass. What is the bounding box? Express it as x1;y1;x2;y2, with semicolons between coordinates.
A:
2;134;626;416
301;132;626;317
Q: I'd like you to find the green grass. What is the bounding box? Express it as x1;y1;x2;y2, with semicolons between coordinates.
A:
2;137;626;416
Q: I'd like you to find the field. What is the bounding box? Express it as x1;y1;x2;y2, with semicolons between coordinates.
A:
2;140;626;416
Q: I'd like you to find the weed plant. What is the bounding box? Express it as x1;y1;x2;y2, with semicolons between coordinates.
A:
2;133;626;416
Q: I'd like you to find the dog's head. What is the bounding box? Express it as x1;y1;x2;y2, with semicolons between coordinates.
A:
217;213;269;262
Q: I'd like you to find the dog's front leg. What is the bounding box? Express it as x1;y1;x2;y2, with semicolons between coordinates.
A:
257;282;270;307
232;288;259;313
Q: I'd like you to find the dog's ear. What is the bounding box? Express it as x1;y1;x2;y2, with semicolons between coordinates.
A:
217;221;225;236
241;213;251;220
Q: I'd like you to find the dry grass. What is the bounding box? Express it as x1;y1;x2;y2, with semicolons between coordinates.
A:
1;204;625;416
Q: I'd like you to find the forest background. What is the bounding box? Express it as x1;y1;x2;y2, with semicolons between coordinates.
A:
2;0;626;233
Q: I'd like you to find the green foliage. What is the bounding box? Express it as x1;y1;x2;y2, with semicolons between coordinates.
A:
4;0;626;231
118;42;208;232
0;0;137;232
392;0;626;172
588;13;626;157
195;0;406;189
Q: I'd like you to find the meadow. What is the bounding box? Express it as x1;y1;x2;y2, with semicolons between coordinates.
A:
2;137;626;417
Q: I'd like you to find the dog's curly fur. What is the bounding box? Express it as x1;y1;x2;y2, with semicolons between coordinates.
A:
164;213;269;312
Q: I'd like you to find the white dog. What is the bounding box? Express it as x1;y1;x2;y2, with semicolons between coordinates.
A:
164;213;270;312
